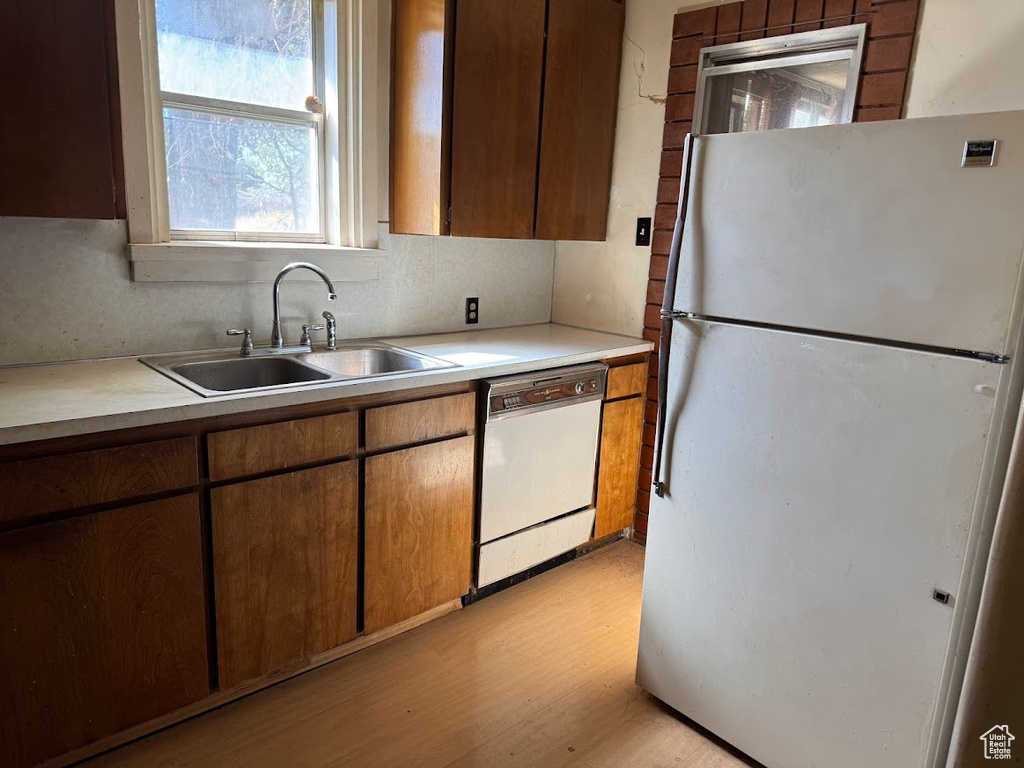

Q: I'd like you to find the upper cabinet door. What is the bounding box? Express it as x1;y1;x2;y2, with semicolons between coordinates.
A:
535;0;624;241
390;0;453;235
449;0;546;239
1;0;122;218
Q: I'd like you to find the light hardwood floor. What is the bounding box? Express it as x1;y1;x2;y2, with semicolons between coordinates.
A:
87;540;755;768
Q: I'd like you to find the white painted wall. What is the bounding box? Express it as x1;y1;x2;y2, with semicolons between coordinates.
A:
904;0;1024;118
551;0;1024;338
0;0;554;367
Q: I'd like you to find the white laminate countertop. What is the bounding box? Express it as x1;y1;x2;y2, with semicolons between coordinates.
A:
0;323;652;446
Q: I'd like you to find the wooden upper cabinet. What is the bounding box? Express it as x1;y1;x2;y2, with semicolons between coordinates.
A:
391;0;623;241
535;0;624;241
390;0;454;235
0;0;123;218
449;0;546;239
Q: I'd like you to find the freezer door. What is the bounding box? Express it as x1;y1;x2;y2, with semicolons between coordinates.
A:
637;321;1003;768
675;110;1024;356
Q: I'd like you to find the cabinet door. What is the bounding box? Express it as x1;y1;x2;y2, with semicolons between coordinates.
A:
365;436;475;633
595;396;644;538
391;0;453;235
449;0;545;239
211;461;359;689
535;0;625;241
0;495;208;768
1;0;121;218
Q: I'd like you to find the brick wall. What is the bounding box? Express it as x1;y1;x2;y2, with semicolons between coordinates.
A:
634;0;921;545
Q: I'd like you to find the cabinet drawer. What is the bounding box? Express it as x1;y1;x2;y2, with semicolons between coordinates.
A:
0;437;198;525
365;392;475;453
208;411;358;482
605;363;646;400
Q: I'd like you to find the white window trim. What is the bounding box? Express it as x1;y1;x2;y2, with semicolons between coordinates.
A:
114;0;382;283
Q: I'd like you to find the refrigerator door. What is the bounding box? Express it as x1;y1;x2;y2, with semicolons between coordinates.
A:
637;321;1003;768
674;111;1024;356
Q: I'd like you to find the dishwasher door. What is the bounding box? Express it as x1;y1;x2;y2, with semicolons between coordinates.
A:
479;398;602;544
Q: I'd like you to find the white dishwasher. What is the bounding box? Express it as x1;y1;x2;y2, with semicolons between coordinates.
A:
477;363;607;587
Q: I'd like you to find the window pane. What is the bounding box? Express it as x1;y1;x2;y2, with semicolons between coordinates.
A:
702;59;851;135
155;0;314;110
164;108;320;235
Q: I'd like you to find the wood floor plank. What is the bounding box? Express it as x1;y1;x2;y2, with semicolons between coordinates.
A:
85;541;754;768
442;657;655;768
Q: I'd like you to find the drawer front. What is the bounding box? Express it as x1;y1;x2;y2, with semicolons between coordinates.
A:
208;411;358;482
365;392;475;453
0;437;198;525
605;362;646;400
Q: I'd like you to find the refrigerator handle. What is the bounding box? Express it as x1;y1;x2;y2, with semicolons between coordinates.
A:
653;133;697;499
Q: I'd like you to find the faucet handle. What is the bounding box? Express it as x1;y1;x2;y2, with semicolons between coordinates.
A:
300;323;325;347
227;328;254;356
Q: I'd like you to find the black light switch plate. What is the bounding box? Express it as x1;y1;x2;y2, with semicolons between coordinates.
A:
466;297;479;324
635;217;651;247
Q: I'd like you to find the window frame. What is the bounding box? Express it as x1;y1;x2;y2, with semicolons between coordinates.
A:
114;0;382;282
692;24;867;136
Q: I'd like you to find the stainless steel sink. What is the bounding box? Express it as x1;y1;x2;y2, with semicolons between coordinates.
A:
170;357;332;393
140;342;457;397
298;346;452;377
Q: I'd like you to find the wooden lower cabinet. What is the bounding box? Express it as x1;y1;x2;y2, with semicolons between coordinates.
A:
211;461;360;688
0;494;209;768
595;396;645;539
364;436;475;633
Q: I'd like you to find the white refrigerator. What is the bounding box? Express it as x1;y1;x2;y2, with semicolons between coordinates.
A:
637;111;1024;768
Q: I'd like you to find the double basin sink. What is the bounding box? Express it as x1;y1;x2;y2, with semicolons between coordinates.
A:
141;343;456;398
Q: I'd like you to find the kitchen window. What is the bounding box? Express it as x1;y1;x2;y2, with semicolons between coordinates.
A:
114;0;382;281
693;25;866;136
156;0;326;242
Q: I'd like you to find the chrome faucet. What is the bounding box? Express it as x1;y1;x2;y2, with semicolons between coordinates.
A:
271;262;337;348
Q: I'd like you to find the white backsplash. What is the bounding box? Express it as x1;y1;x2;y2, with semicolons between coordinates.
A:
0;217;554;366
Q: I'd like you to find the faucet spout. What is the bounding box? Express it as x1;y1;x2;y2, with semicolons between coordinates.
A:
271;262;337;348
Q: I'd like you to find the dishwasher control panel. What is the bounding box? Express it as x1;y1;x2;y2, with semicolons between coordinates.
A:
485;363;607;420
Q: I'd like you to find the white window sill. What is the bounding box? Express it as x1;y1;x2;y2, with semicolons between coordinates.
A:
128;240;387;283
